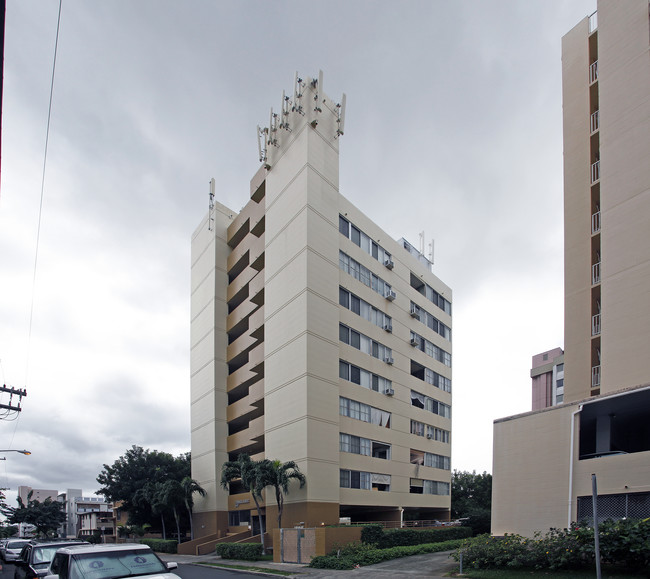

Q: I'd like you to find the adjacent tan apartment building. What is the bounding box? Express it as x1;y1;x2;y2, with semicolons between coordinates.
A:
190;73;453;538
493;0;650;537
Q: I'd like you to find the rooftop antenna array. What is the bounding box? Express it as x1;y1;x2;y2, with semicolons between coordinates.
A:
292;73;305;116
257;125;268;163
208;178;216;231
256;71;346;162
336;93;346;138
312;70;323;113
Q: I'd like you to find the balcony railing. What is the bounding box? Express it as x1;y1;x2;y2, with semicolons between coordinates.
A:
592;262;601;285
592;313;601;336
592;365;601;387
591;211;601;234
589;60;599;84
591;160;600;183
590;110;600;133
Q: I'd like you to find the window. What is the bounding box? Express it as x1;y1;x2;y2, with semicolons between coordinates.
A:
410;272;452;315
340;397;391;427
340;433;391;459
411;389;451;418
340;287;392;331
410;302;451;342
339;324;392;363
410;331;451;367
339;215;350;236
411;479;450;495
411;420;450;442
339;469;372;490
339;215;392;267
339;251;392;300
424;452;451;470
339;361;392;393
229;510;250;526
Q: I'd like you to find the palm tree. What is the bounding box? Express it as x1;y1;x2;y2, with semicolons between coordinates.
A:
220;454;269;554
133;482;167;539
180;477;206;540
159;480;185;544
265;459;306;530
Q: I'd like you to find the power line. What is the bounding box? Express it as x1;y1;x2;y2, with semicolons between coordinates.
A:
25;0;62;385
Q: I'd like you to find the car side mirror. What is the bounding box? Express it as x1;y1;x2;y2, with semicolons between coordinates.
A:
165;563;178;570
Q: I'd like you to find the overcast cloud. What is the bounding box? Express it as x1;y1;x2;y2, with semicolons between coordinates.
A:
0;0;594;507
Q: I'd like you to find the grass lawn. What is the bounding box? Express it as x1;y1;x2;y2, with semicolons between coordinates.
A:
455;567;644;578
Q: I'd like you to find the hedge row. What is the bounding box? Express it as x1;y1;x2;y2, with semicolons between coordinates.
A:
138;539;177;554
361;524;471;548
309;539;464;569
215;542;264;561
452;519;650;572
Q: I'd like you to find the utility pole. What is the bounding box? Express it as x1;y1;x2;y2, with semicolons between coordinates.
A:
0;384;27;415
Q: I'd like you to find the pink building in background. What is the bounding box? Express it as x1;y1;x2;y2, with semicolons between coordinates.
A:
531;348;564;410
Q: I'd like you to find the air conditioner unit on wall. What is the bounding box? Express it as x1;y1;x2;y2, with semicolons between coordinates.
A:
410;304;419;317
384;257;394;269
384;388;394;396
383;322;393;332
385;289;396;301
384;356;394;365
426;433;433;439
410;338;419;347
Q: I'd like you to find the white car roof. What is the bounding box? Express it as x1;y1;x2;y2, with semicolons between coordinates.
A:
54;544;153;556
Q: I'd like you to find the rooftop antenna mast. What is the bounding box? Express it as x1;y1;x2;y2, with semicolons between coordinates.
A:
208;178;215;231
336;93;346;138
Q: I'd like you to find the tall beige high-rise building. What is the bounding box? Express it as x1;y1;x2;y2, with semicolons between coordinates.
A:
492;0;650;537
190;73;453;539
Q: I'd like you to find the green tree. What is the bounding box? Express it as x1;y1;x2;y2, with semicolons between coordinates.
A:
264;459;306;530
220;455;268;554
451;470;492;535
180;477;206;540
5;492;67;536
96;445;190;527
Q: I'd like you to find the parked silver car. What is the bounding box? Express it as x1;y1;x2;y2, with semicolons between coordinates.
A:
2;539;31;562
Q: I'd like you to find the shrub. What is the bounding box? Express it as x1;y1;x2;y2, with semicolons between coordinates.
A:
452;519;650;571
215;542;263;561
138;538;178;554
360;525;471;549
309;539;464;569
360;524;384;546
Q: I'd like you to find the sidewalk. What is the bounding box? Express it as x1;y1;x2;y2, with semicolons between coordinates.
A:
159;550;458;578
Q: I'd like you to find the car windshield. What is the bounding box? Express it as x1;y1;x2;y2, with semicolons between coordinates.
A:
8;541;28;549
33;546;64;565
69;550;167;579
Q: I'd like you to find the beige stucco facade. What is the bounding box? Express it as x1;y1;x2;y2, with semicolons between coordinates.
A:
492;0;650;536
190;74;453;539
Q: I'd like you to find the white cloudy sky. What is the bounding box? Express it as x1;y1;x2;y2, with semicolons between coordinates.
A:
0;0;595;506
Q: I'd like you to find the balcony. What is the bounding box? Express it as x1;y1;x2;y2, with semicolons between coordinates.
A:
591;160;600;184
592;313;601;336
589;60;598;84
588;10;598;34
592;262;601;285
591;211;601;234
590;110;600;133
592;365;601;388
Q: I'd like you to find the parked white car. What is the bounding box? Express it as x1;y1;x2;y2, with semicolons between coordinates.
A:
45;544;179;579
2;539;31;562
